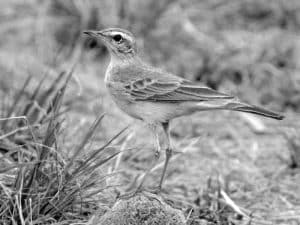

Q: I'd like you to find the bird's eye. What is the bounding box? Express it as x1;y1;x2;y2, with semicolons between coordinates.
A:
112;34;123;42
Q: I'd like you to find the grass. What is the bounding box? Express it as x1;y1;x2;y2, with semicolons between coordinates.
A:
0;72;129;224
1;0;300;224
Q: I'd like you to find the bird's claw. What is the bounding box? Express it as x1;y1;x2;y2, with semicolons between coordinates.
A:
118;187;144;200
147;186;162;194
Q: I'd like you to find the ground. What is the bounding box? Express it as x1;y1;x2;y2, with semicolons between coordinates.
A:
0;0;300;224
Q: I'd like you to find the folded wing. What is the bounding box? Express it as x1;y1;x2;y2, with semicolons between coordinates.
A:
124;77;234;102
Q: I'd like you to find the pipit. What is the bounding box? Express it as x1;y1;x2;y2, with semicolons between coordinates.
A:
84;28;284;192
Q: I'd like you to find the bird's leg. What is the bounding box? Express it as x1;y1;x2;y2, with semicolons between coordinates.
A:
154;131;161;159
158;121;172;191
135;125;161;192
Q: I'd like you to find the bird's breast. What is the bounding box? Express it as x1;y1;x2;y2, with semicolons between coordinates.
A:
103;62;194;123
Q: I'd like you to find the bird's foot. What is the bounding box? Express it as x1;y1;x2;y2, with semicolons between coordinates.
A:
118;181;149;199
118;188;143;200
142;185;163;195
118;185;163;200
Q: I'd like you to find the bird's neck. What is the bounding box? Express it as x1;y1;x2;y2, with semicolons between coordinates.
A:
111;53;139;64
105;54;142;82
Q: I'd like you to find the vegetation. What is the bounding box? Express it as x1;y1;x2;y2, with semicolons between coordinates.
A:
0;0;299;224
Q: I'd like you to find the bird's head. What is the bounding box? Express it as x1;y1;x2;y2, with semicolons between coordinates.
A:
84;28;138;60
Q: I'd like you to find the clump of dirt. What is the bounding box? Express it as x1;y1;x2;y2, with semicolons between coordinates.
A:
94;192;186;225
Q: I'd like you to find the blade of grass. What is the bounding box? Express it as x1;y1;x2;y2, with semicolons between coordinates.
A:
21;73;48;122
37;71;66;109
70;125;129;178
77;151;121;178
4;75;32;128
64;114;105;174
22;69;73;200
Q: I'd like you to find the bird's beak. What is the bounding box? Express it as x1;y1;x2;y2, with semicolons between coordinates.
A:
83;30;99;37
83;30;112;50
83;30;108;44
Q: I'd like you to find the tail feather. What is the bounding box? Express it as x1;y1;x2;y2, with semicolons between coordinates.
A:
226;101;284;120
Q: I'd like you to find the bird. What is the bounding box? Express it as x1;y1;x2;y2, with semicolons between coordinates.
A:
83;28;284;192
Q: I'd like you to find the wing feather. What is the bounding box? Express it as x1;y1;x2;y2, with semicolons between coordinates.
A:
124;79;233;102
116;65;234;102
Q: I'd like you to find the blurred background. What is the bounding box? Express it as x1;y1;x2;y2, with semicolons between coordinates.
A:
1;0;300;224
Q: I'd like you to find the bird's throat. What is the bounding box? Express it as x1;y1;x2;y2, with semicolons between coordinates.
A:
104;54;141;83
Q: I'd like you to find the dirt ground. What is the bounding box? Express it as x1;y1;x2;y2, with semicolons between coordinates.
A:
1;0;300;224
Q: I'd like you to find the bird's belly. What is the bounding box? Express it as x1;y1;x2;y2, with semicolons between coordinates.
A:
116;100;184;124
111;97;141;119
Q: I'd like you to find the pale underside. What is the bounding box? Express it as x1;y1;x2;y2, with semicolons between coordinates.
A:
110;97;234;124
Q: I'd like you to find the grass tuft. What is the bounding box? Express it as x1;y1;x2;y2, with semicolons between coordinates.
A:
0;71;126;224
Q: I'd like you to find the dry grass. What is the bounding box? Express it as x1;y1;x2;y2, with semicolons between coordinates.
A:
0;0;300;224
0;72;129;224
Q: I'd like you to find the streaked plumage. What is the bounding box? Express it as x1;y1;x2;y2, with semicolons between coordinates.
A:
84;28;284;192
105;63;240;124
106;62;283;122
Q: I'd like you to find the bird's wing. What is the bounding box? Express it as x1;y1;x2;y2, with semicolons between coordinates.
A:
122;71;234;102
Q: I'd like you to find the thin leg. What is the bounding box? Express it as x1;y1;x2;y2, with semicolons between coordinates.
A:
136;125;161;191
158;121;172;190
154;131;161;159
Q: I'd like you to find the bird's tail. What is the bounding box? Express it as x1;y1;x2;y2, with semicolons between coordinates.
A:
225;101;284;120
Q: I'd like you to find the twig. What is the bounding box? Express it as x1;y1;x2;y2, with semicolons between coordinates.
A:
0;116;28;122
220;189;248;218
0;124;40;140
113;130;135;172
